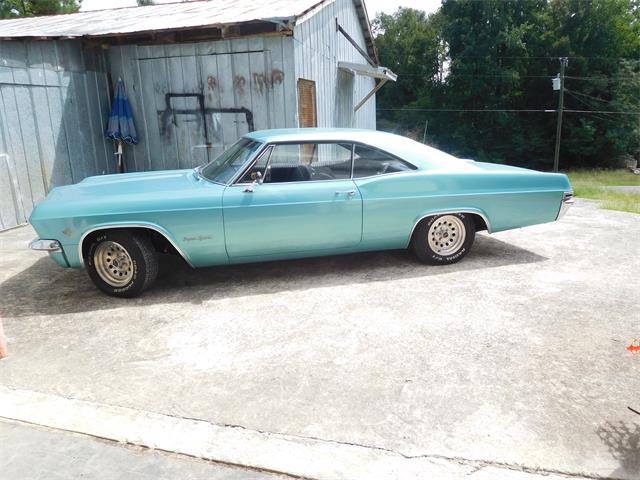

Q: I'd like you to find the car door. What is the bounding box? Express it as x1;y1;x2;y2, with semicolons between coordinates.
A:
222;142;362;259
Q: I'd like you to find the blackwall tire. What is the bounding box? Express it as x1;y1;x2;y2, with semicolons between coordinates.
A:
411;213;476;265
85;231;158;298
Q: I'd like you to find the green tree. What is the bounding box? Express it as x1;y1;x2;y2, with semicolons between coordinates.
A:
1;0;81;18
437;0;552;166
374;0;640;169
372;8;445;136
544;0;640;167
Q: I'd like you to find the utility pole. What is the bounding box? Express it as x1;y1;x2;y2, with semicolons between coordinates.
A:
553;57;568;172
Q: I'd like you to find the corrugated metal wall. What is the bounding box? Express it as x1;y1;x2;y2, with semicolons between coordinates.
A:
0;0;378;230
0;40;112;231
293;0;376;129
108;36;298;171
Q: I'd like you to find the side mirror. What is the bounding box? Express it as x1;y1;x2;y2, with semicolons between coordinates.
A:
244;170;264;193
259;165;271;184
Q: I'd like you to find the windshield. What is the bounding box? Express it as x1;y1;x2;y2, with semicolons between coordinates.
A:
200;138;262;184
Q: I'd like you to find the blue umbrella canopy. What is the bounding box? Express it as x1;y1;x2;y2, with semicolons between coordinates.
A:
105;78;138;145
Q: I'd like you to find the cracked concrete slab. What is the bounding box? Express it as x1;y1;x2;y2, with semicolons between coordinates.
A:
0;386;596;480
1;200;639;479
0;418;290;480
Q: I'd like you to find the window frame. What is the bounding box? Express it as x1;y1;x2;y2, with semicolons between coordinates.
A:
233;140;356;186
230;139;419;186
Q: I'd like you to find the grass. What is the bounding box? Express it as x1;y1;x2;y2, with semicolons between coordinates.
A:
565;169;640;214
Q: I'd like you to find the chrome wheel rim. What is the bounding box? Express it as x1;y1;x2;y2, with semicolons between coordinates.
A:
427;215;466;256
94;241;134;287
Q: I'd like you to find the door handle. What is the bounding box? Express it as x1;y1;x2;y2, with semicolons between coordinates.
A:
335;190;356;197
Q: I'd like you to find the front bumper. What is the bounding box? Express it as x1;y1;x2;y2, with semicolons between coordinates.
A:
29;238;70;267
29;238;62;252
556;192;574;220
29;238;62;253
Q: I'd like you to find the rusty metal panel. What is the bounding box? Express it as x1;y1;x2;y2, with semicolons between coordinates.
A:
110;35;294;173
263;36;293;129
297;78;317;127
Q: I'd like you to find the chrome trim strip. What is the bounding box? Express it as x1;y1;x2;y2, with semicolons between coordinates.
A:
405;210;492;248
556;191;574;220
29;238;62;252
78;224;194;268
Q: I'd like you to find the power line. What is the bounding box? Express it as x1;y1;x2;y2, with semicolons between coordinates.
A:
448;55;639;60
565;89;610;104
394;73;553;78
564;91;615;119
376;108;639;115
376;108;555;112
565;75;638;81
564;109;639;115
392;73;637;81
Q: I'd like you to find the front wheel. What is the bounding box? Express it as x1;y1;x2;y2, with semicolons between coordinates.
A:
85;231;159;298
410;213;475;265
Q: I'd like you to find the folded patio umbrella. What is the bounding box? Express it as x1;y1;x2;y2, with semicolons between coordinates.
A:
105;78;138;173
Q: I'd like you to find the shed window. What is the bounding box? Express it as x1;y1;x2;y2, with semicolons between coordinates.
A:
297;79;317;128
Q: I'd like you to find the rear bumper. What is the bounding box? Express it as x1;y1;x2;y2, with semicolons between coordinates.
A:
556;192;574;220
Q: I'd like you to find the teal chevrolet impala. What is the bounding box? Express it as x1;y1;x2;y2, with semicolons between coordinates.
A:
29;128;573;297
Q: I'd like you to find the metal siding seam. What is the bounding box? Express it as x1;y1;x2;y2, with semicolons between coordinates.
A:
79;46;101;179
282;38;296;128
39;42;62;186
4;77;36;214
52;41;75;184
179;43;196;168
42;42;72;185
98;53;112;174
124;45;141;172
135;51;151;171
162;46;181;170
24;43;49;195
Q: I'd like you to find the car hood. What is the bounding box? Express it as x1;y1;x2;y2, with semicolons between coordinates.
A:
31;169;223;221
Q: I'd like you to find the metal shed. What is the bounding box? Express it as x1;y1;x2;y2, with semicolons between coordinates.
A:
0;0;395;231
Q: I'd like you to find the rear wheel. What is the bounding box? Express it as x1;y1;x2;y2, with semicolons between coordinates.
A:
85;231;158;297
411;213;475;265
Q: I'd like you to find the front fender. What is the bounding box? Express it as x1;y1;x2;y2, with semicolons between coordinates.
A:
75;222;193;268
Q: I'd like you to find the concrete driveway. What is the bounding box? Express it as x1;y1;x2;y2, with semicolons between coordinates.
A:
1;199;639;479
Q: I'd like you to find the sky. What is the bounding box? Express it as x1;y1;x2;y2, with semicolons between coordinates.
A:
80;0;442;19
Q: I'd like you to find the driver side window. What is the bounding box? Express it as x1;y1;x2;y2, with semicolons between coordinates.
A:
265;142;353;183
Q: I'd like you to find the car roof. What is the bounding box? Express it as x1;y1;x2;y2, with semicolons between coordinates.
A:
243;128;468;171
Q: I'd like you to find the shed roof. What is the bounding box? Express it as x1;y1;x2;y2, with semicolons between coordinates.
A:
0;0;377;61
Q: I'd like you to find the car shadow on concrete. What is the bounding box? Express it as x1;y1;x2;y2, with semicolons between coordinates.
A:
1;234;547;317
